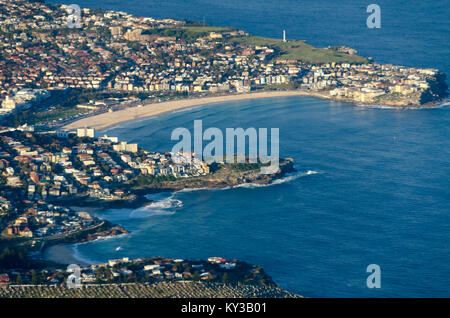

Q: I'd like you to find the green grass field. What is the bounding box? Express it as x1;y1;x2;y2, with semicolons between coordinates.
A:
181;26;233;33
26;107;90;125
234;36;369;64
143;25;234;40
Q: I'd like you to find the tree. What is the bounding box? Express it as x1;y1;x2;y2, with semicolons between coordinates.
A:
0;247;27;269
15;273;22;284
30;270;38;284
222;272;229;284
0;175;6;185
192;271;200;281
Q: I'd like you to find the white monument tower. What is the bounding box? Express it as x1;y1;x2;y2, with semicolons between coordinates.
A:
283;30;286;42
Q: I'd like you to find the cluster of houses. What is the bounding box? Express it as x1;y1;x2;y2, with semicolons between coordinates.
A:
0;196;11;215
0;256;246;286
302;62;442;105
0;126;211;239
0;0;445;110
5;205;99;240
0;273;9;285
0;0;298;101
90;257;240;283
106;35;296;95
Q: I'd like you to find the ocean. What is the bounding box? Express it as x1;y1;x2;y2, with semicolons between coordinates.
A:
46;0;450;297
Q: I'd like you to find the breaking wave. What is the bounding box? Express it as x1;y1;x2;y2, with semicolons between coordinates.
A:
72;244;97;265
130;193;183;218
235;170;320;188
70;233;129;265
271;170;319;184
147;197;183;209
437;101;450;108
355;104;404;110
356;102;450;110
176;170;320;192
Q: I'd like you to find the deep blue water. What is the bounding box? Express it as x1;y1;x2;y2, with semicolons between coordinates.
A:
71;97;449;297
50;0;450;76
47;1;449;296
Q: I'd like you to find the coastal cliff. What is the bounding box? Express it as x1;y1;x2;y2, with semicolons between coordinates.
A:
52;221;129;244
34;159;295;251
132;158;296;192
420;71;448;105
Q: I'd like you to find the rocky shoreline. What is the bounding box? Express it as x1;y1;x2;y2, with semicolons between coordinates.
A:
304;89;448;109
39;159;296;260
132;158;296;192
37;221;128;261
64;87;449;132
1;255;302;298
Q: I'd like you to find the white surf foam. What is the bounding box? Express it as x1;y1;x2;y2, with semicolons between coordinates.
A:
176;170;320;192
355;104;403;110
147;197;183;209
436;101;450;108
171;105;204;114
130;193;183;218
176;187;209;193
235;170;320;188
270;170;319;185
357;101;450;110
85;232;129;243
71;243;99;266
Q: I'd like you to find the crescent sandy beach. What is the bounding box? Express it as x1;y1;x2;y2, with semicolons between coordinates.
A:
63;91;313;131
